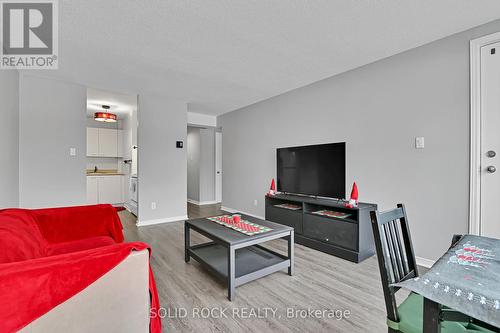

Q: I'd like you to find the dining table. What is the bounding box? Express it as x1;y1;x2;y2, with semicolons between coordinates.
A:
395;234;500;333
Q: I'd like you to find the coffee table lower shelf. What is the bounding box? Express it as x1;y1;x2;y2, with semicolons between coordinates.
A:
188;242;290;291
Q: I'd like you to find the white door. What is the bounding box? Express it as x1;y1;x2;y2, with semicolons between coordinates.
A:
480;42;500;239
86;128;99;156
98;128;118;157
215;132;222;203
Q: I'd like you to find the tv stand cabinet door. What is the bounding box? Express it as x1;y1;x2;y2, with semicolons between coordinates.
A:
265;205;303;234
303;214;358;251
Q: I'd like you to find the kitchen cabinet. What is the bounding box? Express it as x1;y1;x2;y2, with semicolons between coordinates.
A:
86;128;124;157
86;128;99;157
86;177;99;204
117;130;124;158
98;128;118;157
86;175;124;204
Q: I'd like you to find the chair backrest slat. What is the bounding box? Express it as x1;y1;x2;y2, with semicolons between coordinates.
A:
370;204;418;323
383;222;400;282
380;224;396;284
398;204;418;276
388;219;406;277
393;219;410;276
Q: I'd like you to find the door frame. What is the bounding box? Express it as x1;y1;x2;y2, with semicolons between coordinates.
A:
215;131;222;203
469;32;500;235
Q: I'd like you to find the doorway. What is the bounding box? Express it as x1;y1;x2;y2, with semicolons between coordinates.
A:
470;32;500;238
85;88;138;216
186;126;222;219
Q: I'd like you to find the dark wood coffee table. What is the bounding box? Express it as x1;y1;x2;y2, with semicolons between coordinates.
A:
185;214;294;301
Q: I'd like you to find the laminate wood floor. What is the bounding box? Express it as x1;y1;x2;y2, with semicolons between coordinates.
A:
120;205;401;333
187;202;225;219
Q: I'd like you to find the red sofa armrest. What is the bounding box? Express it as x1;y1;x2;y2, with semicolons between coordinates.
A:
31;204;124;244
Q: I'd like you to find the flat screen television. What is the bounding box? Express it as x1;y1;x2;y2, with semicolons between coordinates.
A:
277;142;345;199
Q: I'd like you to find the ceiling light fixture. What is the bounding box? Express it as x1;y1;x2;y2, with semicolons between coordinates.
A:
94;105;117;122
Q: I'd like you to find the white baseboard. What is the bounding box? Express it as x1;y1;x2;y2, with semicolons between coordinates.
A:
187;199;221;206
136;215;188;227
221;206;265;220
416;256;435;269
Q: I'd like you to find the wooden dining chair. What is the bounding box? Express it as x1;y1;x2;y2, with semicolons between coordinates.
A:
370;204;494;333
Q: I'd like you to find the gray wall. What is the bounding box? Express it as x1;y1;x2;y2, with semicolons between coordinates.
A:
19;75;87;208
0;70;19;208
218;19;500;261
187;127;201;201
138;95;187;223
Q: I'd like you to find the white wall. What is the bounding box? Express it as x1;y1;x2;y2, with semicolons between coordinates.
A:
19;75;87;208
137;95;187;225
218;19;500;262
187;112;217;127
0;70;20;208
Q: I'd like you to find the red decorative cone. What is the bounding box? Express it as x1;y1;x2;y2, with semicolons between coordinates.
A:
350;182;358;201
268;178;276;196
346;182;358;208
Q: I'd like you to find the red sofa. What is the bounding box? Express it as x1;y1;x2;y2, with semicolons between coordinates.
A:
0;204;161;333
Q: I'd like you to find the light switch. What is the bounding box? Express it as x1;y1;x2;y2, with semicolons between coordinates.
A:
70;147;76;156
415;137;425;149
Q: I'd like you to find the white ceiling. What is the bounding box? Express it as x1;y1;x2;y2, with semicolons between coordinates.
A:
43;1;500;115
86;88;137;119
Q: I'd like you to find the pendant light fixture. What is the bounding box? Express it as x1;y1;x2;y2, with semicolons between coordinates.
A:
94;105;117;122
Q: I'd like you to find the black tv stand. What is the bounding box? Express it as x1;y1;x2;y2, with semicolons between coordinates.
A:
265;193;377;263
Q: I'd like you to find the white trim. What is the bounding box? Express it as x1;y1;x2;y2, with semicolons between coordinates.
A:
187;199;221;206
136;215;188;227
221;206;265;220
469;32;500;236
416;256;435;269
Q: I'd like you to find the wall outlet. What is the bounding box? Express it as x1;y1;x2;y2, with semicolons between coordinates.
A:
415;137;425;149
69;148;76;156
254;199;258;206
151;202;157;210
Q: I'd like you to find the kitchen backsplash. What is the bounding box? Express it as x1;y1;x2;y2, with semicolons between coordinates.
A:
86;157;120;171
86;157;132;174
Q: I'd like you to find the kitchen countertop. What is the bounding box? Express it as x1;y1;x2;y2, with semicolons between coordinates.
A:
86;169;125;176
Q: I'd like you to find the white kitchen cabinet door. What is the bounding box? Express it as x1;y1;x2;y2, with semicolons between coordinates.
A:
86;177;99;204
117;130;124;158
98;176;123;204
86;128;99;156
98;128;118;157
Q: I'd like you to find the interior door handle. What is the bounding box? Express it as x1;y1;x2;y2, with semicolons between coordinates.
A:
487;166;496;173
